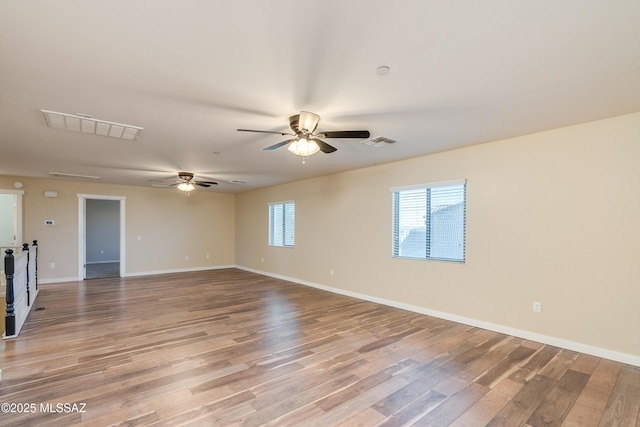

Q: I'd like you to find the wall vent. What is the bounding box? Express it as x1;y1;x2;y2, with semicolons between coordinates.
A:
49;172;101;180
361;136;396;147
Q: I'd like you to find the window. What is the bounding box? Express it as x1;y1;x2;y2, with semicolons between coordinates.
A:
269;201;295;247
392;179;466;262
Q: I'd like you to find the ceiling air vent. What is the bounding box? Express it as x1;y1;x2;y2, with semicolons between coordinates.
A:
42;110;143;140
49;172;101;180
361;136;396;147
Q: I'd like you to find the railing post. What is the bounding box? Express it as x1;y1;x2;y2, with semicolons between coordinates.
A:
23;243;30;306
32;240;38;291
5;249;16;337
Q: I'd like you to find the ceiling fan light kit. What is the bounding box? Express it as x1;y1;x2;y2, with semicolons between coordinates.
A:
177;182;195;192
287;137;320;157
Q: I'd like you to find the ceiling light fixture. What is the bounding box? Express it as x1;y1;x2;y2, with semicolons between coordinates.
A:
297;112;320;133
177;182;195;192
287;137;320;157
42;110;143;140
377;65;391;75
287;136;320;163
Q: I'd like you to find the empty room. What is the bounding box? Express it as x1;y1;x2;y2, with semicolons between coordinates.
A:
1;1;639;426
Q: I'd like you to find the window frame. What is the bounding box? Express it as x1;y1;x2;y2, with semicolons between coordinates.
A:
391;179;466;262
268;200;295;248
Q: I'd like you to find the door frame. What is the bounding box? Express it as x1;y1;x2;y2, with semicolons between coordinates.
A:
78;194;126;279
0;189;24;247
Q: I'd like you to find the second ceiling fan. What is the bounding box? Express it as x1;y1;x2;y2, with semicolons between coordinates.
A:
237;111;370;158
153;172;218;192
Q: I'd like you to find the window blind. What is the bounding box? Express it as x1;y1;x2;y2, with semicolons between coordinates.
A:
392;180;466;262
269;201;295;247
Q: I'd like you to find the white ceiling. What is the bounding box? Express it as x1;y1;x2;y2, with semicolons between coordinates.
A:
1;1;639;193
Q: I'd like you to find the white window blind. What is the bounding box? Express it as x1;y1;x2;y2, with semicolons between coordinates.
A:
391;180;466;262
269;201;295;247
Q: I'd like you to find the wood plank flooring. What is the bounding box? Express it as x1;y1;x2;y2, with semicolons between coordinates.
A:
1;268;639;426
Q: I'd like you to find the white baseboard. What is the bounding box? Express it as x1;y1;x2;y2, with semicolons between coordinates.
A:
124;265;235;277
237;265;640;368
39;276;81;284
38;265;236;284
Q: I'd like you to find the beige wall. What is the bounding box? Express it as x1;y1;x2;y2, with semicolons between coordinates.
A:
2;112;638;360
0;177;235;280
235;112;640;359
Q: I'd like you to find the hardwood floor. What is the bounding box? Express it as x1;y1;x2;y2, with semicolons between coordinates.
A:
1;268;639;426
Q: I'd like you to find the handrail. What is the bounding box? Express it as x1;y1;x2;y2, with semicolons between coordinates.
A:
3;240;38;339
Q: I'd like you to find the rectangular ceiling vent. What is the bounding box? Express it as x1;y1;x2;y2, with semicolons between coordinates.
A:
361;136;396;147
49;172;101;180
42;110;143;141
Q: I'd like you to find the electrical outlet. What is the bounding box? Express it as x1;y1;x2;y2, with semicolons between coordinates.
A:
206;253;210;259
330;269;334;276
185;255;189;261
533;301;542;313
50;262;56;269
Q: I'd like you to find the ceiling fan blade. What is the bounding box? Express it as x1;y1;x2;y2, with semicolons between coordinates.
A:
196;181;218;186
237;128;294;136
298;111;320;133
319;130;371;139
310;138;337;154
263;139;294;151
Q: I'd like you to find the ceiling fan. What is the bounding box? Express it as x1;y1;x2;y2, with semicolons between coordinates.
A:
237;111;371;159
151;172;218;192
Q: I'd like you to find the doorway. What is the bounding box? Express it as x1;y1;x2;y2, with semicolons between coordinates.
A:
1;189;22;299
78;194;126;280
0;189;23;248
